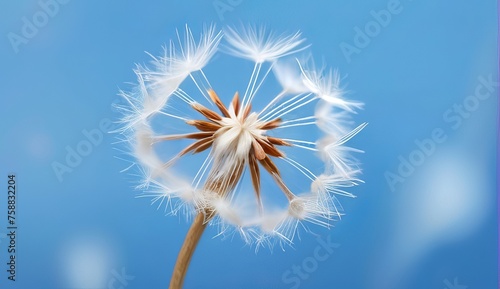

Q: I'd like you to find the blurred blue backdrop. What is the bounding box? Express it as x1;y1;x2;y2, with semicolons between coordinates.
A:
0;0;497;289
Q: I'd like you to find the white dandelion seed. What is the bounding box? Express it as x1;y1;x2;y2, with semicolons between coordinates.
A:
116;25;366;289
223;25;308;63
297;59;364;112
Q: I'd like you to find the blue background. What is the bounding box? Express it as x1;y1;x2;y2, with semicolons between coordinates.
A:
0;0;497;288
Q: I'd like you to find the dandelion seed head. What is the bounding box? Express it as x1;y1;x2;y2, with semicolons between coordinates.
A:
117;25;365;248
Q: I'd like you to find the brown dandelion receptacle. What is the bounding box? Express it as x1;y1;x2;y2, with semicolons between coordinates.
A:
159;89;294;209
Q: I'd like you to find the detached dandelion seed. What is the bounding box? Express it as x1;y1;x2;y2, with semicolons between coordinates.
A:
116;24;366;289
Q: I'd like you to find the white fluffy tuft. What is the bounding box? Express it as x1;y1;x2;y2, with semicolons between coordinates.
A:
224;26;308;63
298;59;363;112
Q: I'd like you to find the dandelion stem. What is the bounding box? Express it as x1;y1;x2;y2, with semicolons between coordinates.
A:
169;212;207;289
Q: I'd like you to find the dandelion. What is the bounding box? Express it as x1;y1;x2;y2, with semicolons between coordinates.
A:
116;25;366;289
